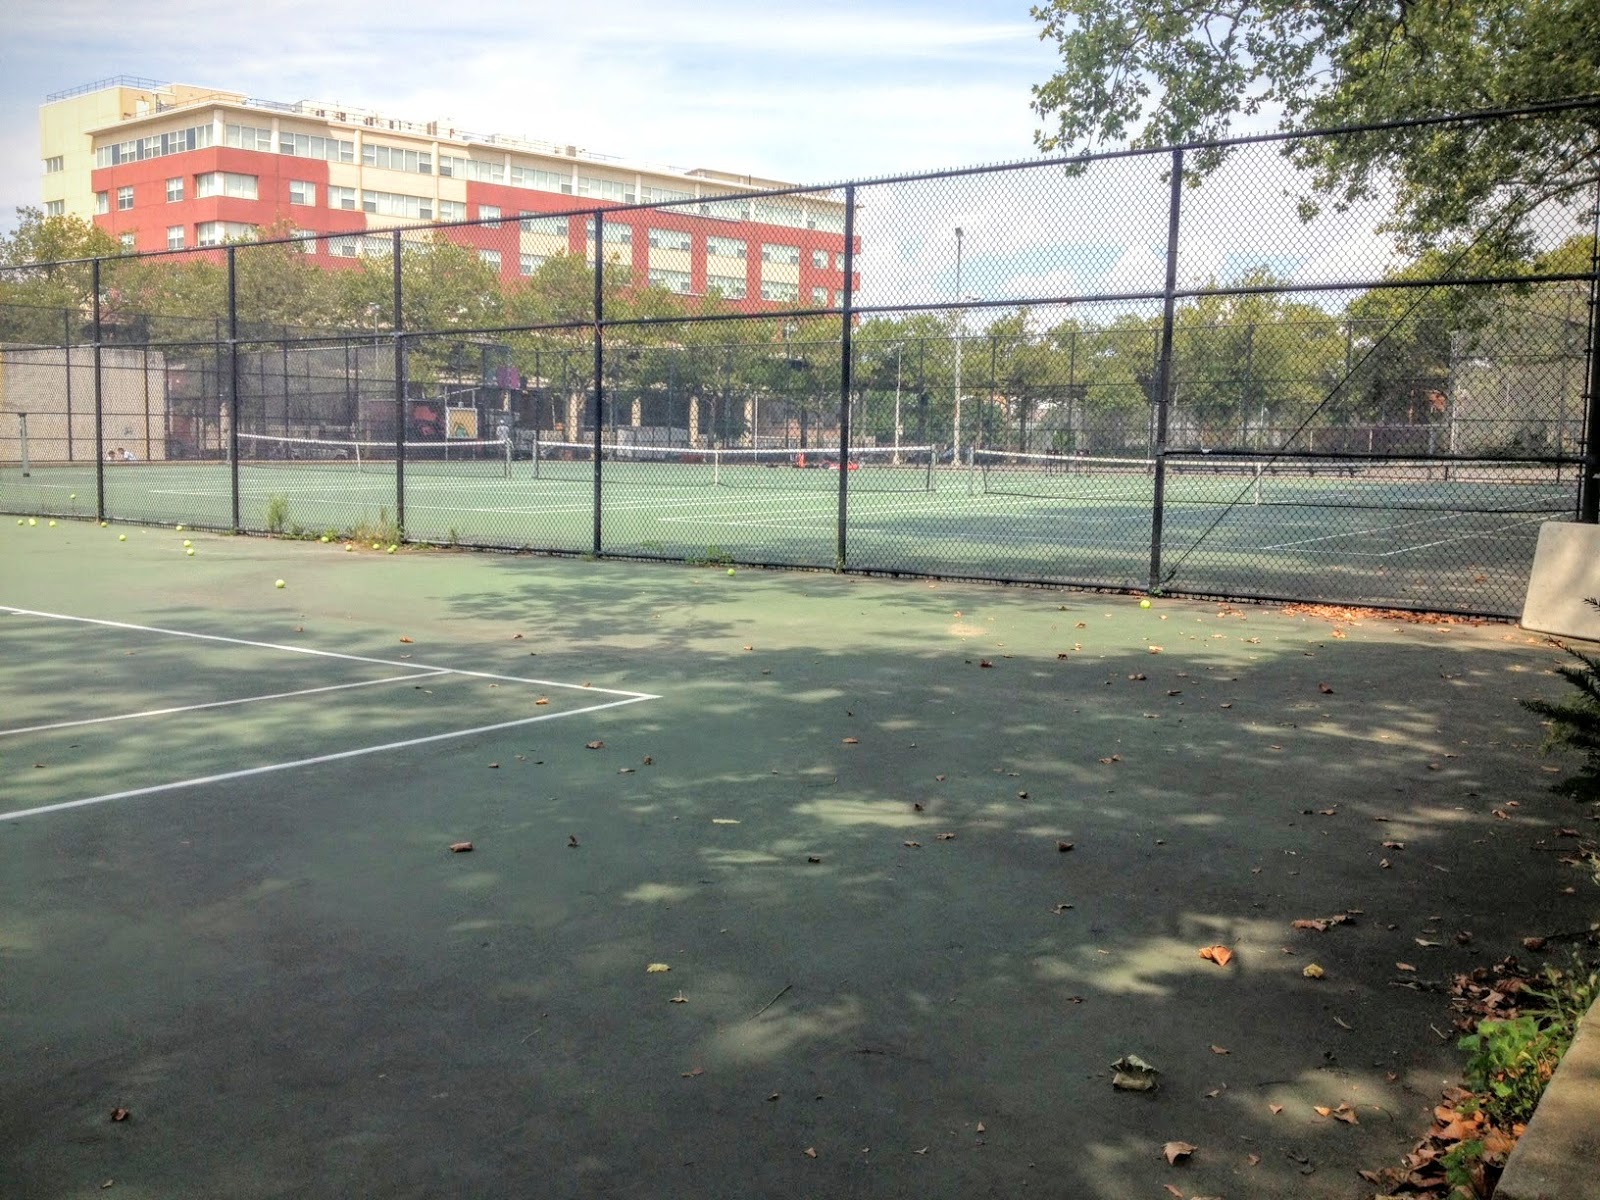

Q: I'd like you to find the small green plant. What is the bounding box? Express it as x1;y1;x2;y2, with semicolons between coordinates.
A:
264;494;291;534
1441;1138;1486;1197
1522;597;1600;803
1458;1016;1561;1128
344;505;401;547
687;544;733;567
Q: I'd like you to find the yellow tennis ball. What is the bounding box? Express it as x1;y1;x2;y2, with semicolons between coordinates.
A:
118;533;126;541
727;567;736;576
386;544;397;554
69;493;77;500
176;524;184;531
48;520;57;527
15;518;22;525
100;521;108;528
344;544;354;552
319;535;329;543
186;547;195;556
275;579;285;589
1139;598;1151;608
27;518;36;526
371;542;380;550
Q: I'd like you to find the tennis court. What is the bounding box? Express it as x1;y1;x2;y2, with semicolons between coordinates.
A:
2;440;1567;613
1;516;1591;1199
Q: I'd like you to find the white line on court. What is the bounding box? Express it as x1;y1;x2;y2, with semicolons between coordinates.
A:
0;606;658;699
0;671;447;738
0;693;655;823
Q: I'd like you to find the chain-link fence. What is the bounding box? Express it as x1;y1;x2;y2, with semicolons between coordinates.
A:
3;104;1596;614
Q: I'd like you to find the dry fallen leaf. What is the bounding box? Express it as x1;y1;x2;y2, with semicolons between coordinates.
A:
803;1147;817;1159
807;855;822;863
398;636;414;644
1164;1186;1184;1199
1210;1045;1229;1055
448;841;473;853
585;740;604;750
937;832;957;841
1396;962;1417;972
1523;936;1548;951
512;633;523;639
646;963;672;973
1318;683;1334;694
110;1108;130;1122
669;992;688;1003
568;835;580;848
842;737;859;745
487;762;499;769
1198;945;1234;967
681;1066;703;1078
642;756;653;765
1269;1104;1284;1115
1163;1140;1197;1165
1110;1054;1160;1091
535;697;549;706
903;841;922;849
1303;963;1326;979
711;818;741;825
1057;840;1075;852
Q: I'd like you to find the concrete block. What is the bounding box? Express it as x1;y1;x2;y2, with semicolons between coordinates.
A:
1521;522;1600;641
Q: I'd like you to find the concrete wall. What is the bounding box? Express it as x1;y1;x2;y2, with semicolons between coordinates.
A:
0;344;169;462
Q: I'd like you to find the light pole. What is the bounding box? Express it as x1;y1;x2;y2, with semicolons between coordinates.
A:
953;227;964;464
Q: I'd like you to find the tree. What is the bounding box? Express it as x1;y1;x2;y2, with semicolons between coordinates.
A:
0;208;120;343
1029;0;1600;249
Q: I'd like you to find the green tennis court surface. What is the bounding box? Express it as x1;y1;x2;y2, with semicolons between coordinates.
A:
1;518;1589;1199
2;449;1565;612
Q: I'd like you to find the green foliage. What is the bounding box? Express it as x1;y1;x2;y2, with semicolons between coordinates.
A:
1029;0;1600;248
687;545;734;567
264;494;290;534
1522;599;1600;803
1441;1137;1487;1197
345;505;401;547
1458;1016;1562;1128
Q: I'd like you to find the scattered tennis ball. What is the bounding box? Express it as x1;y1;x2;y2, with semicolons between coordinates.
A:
1139;598;1151;608
176;524;184;531
371;542;380;550
118;533;126;541
15;518;22;526
48;520;57;527
727;567;736;576
69;493;77;500
100;521;108;528
182;539;192;548
386;544;397;554
186;547;195;556
344;544;354;552
275;579;286;589
27;517;36;526
319;535;329;543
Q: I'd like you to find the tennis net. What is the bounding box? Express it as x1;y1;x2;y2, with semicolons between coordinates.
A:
237;432;512;477
525;440;936;492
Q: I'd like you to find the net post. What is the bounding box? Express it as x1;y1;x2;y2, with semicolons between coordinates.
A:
392;231;406;540
835;185;857;570
712;445;721;487
923;445;933;492
92;258;106;522
17;412;30;477
1148;148;1183;591
227;247;241;532
503;430;511;479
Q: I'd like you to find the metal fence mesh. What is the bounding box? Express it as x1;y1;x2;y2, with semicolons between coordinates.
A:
2;105;1596;615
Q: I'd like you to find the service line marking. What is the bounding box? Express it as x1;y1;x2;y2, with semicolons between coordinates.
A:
0;671;447;738
0;694;653;823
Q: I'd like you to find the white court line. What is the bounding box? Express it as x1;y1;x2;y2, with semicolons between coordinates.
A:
0;694;654;823
0;606;656;699
0;671;447;738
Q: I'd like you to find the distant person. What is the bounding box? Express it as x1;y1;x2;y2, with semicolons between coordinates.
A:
121;448;136;462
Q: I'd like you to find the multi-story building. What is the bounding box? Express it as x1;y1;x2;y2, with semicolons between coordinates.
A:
39;77;855;309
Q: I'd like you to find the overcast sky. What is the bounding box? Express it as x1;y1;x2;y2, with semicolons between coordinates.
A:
0;0;1061;232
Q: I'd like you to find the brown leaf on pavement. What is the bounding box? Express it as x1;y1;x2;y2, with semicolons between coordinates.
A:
803;1147;817;1158
399;636;414;643
1198;945;1233;967
680;1066;703;1078
110;1108;130;1122
842;737;859;745
448;841;473;853
1163;1140;1197;1165
1209;1045;1229;1055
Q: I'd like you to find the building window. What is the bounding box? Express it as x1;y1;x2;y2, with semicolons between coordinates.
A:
519;253;546;276
289;180;317;206
437;199;466;222
165;177;183;203
810;209;847;234
95;124;212;168
834;252;847;271
119;233;136;249
438;155;504;183
95;191;109;215
576;176;635;203
167;225;185;250
760;281;799;302
224;124;273;152
648;268;693;293
812;249;829;269
706;273;746;300
328;234;360;258
509;165;571;193
361;190;432;220
706;235;745;259
648;228;692;252
329;185;357;211
812;287;828;305
362;143;431;174
44;200;64;217
640;184;693;205
196;172;258;200
478;204;501;228
292;229;315;253
761;243;800;265
753;200;804;228
584;218;631;246
520;214;567;237
44;156;64;173
196;221;257;246
479;249;502;271
280;132;354;163
117;185;135;211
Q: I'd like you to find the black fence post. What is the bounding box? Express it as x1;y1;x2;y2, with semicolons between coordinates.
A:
227;246;241;532
837;185;857;570
63;308;74;462
91;259;104;520
393;231;406;539
592;211;605;557
1581;207;1600;523
1148;149;1183;592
